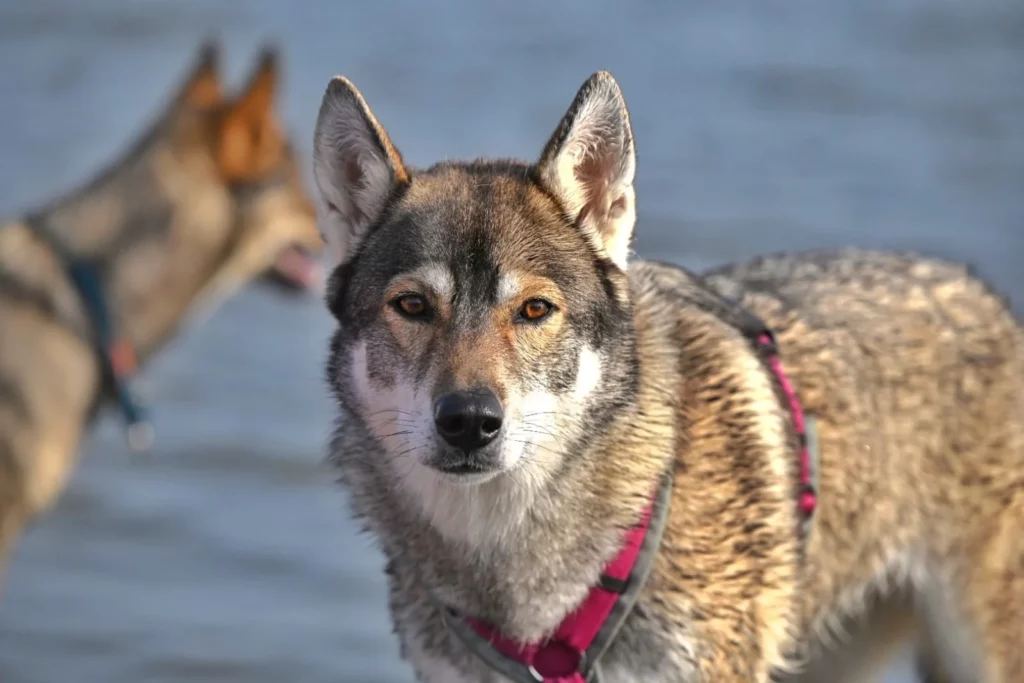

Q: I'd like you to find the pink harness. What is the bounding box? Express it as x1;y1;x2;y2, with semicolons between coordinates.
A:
447;495;663;682
438;329;818;683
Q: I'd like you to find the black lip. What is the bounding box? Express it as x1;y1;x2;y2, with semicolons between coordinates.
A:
432;459;494;475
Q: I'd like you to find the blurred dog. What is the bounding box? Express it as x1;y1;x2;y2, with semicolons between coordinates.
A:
0;42;323;576
314;70;1023;682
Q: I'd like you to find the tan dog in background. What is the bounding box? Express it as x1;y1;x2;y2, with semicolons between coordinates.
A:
0;42;323;581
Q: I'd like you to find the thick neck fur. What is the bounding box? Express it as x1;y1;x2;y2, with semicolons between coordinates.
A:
26;108;235;365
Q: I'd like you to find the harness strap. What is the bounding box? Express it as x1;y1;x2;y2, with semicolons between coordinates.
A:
755;331;818;532
25;216;153;452
689;285;819;532
438;473;674;683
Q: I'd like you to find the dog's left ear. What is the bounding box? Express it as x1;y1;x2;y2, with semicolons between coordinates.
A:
537;71;636;271
214;46;283;183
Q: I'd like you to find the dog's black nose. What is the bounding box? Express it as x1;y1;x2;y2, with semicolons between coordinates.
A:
433;389;504;451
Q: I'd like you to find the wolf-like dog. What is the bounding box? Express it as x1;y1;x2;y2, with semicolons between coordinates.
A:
0;43;324;577
312;70;1023;682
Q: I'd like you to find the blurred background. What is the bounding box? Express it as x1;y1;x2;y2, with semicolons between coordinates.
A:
0;0;1020;681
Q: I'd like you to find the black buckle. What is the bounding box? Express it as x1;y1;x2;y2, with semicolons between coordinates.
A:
753;328;779;356
597;574;629;595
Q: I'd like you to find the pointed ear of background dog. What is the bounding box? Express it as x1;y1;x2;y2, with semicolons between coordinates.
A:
214;46;283;183
312;76;409;266
537;71;636;270
231;45;279;122
181;39;222;109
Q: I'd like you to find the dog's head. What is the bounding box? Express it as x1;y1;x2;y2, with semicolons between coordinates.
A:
181;43;324;293
315;72;639;498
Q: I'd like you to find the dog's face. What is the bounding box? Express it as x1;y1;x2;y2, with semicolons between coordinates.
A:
315;73;638;499
185;46;324;292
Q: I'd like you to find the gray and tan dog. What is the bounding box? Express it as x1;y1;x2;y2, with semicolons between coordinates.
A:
0;42;324;578
312;70;1023;682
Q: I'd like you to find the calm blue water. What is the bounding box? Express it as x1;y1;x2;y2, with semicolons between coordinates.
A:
0;0;1020;681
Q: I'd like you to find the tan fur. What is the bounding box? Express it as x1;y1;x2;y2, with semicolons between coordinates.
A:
0;43;323;579
700;256;1024;682
314;71;1023;682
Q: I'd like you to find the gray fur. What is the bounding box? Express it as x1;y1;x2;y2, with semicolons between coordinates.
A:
317;71;1024;682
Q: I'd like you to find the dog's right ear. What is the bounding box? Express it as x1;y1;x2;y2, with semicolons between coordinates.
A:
312;76;409;266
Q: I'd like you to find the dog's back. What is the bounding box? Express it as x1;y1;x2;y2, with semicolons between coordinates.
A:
613;251;1023;681
699;249;1023;680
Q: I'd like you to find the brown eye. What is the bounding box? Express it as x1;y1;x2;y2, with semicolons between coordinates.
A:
519;299;553;322
394;294;428;318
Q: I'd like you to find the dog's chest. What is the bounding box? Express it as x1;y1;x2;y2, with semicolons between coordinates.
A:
420;548;599;642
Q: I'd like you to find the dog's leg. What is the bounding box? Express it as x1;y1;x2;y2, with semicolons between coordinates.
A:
0;490;27;591
915;645;955;683
909;490;1024;683
927;491;1024;683
0;430;27;583
785;593;920;683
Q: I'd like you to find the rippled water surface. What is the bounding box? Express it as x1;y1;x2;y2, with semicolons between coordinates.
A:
0;0;1020;680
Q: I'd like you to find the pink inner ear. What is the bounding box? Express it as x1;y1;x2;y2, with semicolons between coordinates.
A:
574;148;610;186
341;157;372;226
608;193;628;220
344;158;363;187
574;151;612;216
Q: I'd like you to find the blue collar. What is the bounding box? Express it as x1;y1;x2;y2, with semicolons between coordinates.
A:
63;260;153;452
25;215;153;452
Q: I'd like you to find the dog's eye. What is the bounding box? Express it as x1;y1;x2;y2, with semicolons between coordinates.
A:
518;299;554;322
393;293;429;319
